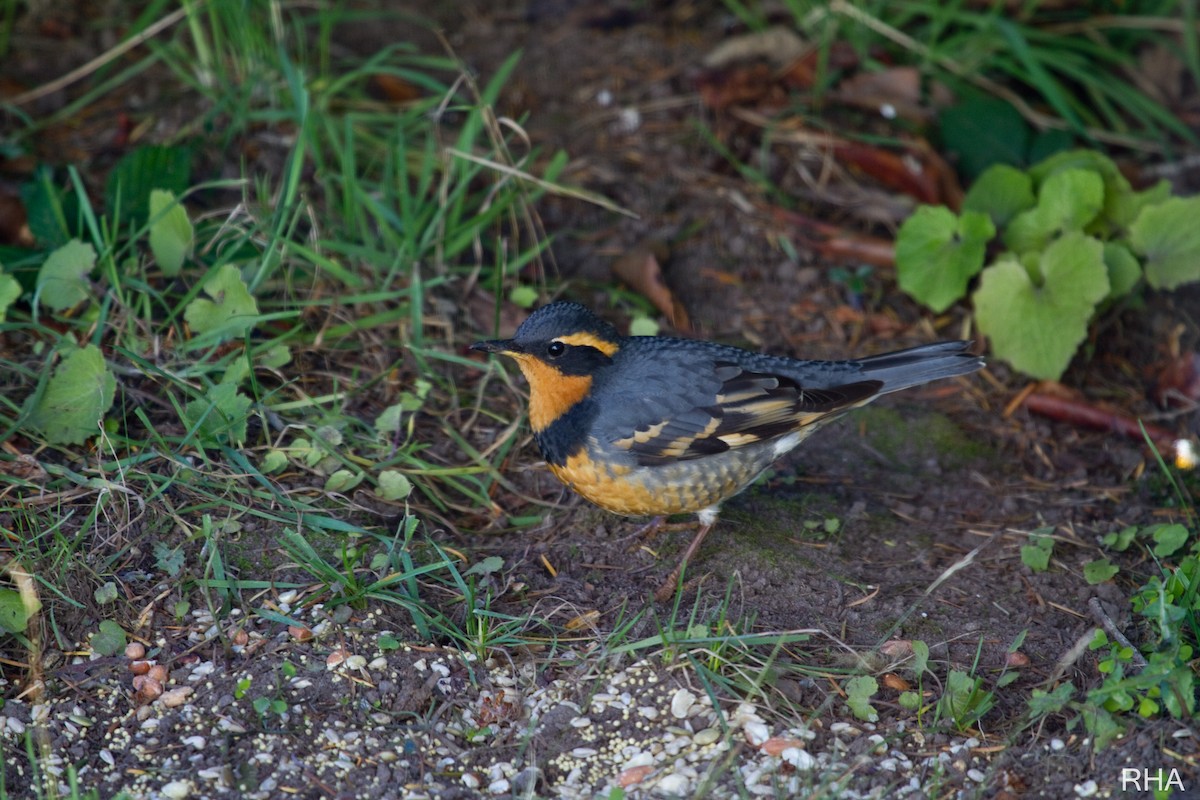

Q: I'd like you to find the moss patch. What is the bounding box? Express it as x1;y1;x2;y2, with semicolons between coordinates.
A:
854;405;992;470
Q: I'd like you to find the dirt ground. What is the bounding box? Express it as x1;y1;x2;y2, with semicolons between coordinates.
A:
3;2;1200;799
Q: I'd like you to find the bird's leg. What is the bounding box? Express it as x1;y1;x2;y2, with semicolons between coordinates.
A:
623;516;696;549
653;518;715;603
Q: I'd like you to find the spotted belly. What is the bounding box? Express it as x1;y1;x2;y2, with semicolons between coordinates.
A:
548;441;784;517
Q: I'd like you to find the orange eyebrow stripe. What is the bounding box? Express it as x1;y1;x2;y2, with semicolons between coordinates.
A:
555;331;620;357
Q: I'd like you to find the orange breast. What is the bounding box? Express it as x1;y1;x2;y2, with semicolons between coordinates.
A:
549;442;776;517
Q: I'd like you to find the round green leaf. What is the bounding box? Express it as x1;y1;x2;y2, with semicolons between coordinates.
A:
1083;559;1119;585
974;232;1108;380
962;164;1035;229
324;469;364;493
1130;196;1200;290
25;344;116;444
896;206;995;313
1003;169;1103;254
37;239;95;312
376;470;413;501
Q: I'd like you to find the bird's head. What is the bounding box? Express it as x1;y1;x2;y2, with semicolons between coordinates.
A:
472;302;622;431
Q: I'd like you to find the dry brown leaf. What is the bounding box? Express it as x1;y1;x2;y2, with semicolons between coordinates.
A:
611;240;690;330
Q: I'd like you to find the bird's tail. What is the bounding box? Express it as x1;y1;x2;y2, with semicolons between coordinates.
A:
857;341;984;395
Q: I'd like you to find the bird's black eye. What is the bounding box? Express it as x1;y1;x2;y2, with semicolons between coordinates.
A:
547;341;566;358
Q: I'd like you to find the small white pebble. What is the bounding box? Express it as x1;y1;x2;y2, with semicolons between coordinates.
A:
655;773;689;795
782;748;814;770
968;769;985;782
462;773;480;789
1075;780;1098;797
488;778;510;794
1050;738;1065;751
693;727;720;746
670;688;696;719
744;721;770;746
160;780;193;799
181;735;206;750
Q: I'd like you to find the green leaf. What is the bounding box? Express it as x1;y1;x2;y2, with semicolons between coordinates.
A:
94;582;119;605
910;639;929;675
962;164;1035;229
91;620;127;657
105;145;192;226
1003;169;1104;254
1027;149;1164;233
1101;242;1141;301
0;272;20;321
898;691;921;710
1084;559;1119;584
895;206;994;313
260;344;291;369
629;315;660;337
1020;534;1055;572
182;382;252;446
324;469;364;493
1151;523;1189;557
1020;543;1050;572
147;189;193;276
1027;681;1074;715
1103;525;1139;552
1108;179;1171;232
22;168;73;248
221;355;252;386
25;344;116;445
154;541;185;577
938;97;1029;179
464;555;504;578
973;232;1108;380
509;285;538;308
844;675;879;722
261;450;288;473
184;264;260;339
0;587;38;634
376;470;413;501
1130;196;1200;290
375;404;404;436
36;239;95;311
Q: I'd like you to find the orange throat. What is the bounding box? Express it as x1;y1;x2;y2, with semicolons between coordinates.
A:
514;355;592;431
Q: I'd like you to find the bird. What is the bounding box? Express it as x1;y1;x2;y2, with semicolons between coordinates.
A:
472;301;984;601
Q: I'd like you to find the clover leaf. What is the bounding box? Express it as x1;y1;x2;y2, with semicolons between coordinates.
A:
1003;168;1104;254
974;232;1108;380
1130;196;1200;290
895;206;994;313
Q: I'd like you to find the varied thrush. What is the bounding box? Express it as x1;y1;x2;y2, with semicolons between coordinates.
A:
473;301;984;600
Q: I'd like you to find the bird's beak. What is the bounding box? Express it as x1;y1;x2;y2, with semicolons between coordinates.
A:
471;339;519;355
